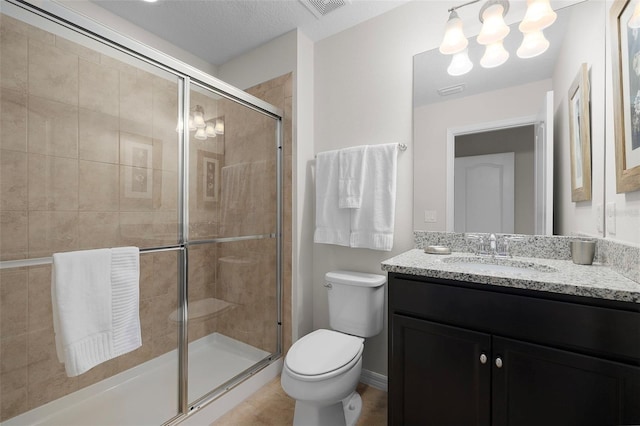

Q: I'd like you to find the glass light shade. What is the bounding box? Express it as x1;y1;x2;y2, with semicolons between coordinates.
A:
517;30;549;58
193;110;206;128
480;41;509;68
447;49;473;76
188;115;196;131
477;4;510;45
214;118;225;134
519;0;557;33
194;127;207;140
439;11;468;55
205;123;217;137
629;2;640;28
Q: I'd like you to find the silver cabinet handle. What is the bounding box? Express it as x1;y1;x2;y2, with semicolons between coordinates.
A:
480;353;487;364
495;357;503;368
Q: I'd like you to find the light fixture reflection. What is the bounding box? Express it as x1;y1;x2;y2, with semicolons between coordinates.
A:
214;118;225;135
480;40;509;68
519;0;557;33
194;127;207;140
176;105;223;141
629;2;640;28
447;49;473;76
205;122;217;138
517;30;549;58
477;3;510;45
439;11;468;55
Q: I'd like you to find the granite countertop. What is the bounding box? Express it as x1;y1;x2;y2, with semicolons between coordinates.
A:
381;249;640;304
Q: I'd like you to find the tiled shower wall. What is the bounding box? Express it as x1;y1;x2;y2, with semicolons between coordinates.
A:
0;13;292;422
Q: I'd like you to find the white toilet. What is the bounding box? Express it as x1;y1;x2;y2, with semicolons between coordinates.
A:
281;270;386;426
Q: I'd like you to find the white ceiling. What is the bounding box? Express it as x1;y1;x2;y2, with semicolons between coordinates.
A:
89;0;411;66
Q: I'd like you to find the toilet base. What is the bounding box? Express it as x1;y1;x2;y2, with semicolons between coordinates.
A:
292;391;362;426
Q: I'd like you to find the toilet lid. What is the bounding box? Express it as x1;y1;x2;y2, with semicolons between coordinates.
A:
286;329;363;376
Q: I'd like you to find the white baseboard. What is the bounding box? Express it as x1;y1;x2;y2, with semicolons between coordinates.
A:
360;369;388;392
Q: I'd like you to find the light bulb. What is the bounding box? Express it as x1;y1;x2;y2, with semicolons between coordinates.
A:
480;40;509;68
517;30;550;59
439;11;468;55
447;49;473;76
194;127;207;140
519;0;557;33
477;4;510;45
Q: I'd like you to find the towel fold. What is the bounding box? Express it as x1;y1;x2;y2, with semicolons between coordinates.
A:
52;247;141;377
350;143;399;251
314;150;351;246
338;145;368;208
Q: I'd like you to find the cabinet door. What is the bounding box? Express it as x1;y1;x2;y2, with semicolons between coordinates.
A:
492;336;640;426
390;314;491;426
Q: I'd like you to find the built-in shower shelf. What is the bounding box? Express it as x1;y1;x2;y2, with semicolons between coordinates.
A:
169;297;235;322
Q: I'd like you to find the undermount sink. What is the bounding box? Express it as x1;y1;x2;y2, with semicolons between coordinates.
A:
440;256;557;274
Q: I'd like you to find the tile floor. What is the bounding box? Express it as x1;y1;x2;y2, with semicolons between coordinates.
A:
212;378;387;426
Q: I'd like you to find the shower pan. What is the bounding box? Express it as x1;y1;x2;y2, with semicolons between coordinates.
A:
0;1;283;424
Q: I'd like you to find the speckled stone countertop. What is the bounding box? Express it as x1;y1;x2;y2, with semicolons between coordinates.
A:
381;249;640;304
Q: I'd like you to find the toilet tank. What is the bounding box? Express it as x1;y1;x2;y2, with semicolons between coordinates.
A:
325;271;386;338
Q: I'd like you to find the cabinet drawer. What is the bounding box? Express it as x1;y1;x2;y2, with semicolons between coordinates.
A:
390;276;640;364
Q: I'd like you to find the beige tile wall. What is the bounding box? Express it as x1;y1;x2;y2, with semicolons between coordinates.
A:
0;12;292;423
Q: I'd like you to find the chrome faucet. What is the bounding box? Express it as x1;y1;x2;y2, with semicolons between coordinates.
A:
466;233;522;258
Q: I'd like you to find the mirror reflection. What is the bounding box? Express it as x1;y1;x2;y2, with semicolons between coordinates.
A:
413;0;605;237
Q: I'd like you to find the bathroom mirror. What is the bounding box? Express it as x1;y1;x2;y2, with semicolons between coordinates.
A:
413;0;606;236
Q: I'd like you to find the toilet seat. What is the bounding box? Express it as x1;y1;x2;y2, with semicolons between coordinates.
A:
285;329;364;382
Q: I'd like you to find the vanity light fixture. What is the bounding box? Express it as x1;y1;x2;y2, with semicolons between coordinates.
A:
477;1;510;45
176;105;224;140
440;0;556;76
439;10;468;55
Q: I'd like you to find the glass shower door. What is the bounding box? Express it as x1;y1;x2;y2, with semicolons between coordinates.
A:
186;83;280;405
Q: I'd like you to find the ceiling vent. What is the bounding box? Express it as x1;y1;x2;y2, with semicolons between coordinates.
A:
299;0;351;19
437;84;466;97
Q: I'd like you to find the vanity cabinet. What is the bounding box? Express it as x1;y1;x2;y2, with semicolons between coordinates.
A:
388;273;640;426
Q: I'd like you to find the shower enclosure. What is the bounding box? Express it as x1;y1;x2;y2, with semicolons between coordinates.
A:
0;1;284;424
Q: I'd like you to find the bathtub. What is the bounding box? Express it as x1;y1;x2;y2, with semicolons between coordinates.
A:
2;334;271;426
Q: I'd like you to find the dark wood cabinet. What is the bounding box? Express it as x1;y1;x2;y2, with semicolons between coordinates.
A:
388;273;640;426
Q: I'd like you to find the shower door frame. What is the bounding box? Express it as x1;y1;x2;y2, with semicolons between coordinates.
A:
1;1;284;424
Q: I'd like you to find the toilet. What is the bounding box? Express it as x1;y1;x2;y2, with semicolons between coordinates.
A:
281;270;386;426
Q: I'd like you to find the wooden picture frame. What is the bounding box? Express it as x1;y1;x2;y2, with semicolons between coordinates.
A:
568;63;592;202
611;0;640;193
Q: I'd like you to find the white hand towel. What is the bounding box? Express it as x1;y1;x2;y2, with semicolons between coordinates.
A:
338;145;368;208
314;150;351;246
350;143;399;251
52;247;141;377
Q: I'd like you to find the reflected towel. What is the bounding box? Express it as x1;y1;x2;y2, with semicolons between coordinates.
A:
338;145;368;209
314;149;351;246
350;143;399;251
52;247;141;377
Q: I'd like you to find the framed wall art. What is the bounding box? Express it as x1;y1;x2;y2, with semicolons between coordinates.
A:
611;0;640;193
568;63;592;202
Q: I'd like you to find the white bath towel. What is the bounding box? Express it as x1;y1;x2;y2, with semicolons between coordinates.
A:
350;143;399;251
314;149;351;246
338;145;368;209
52;247;141;377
